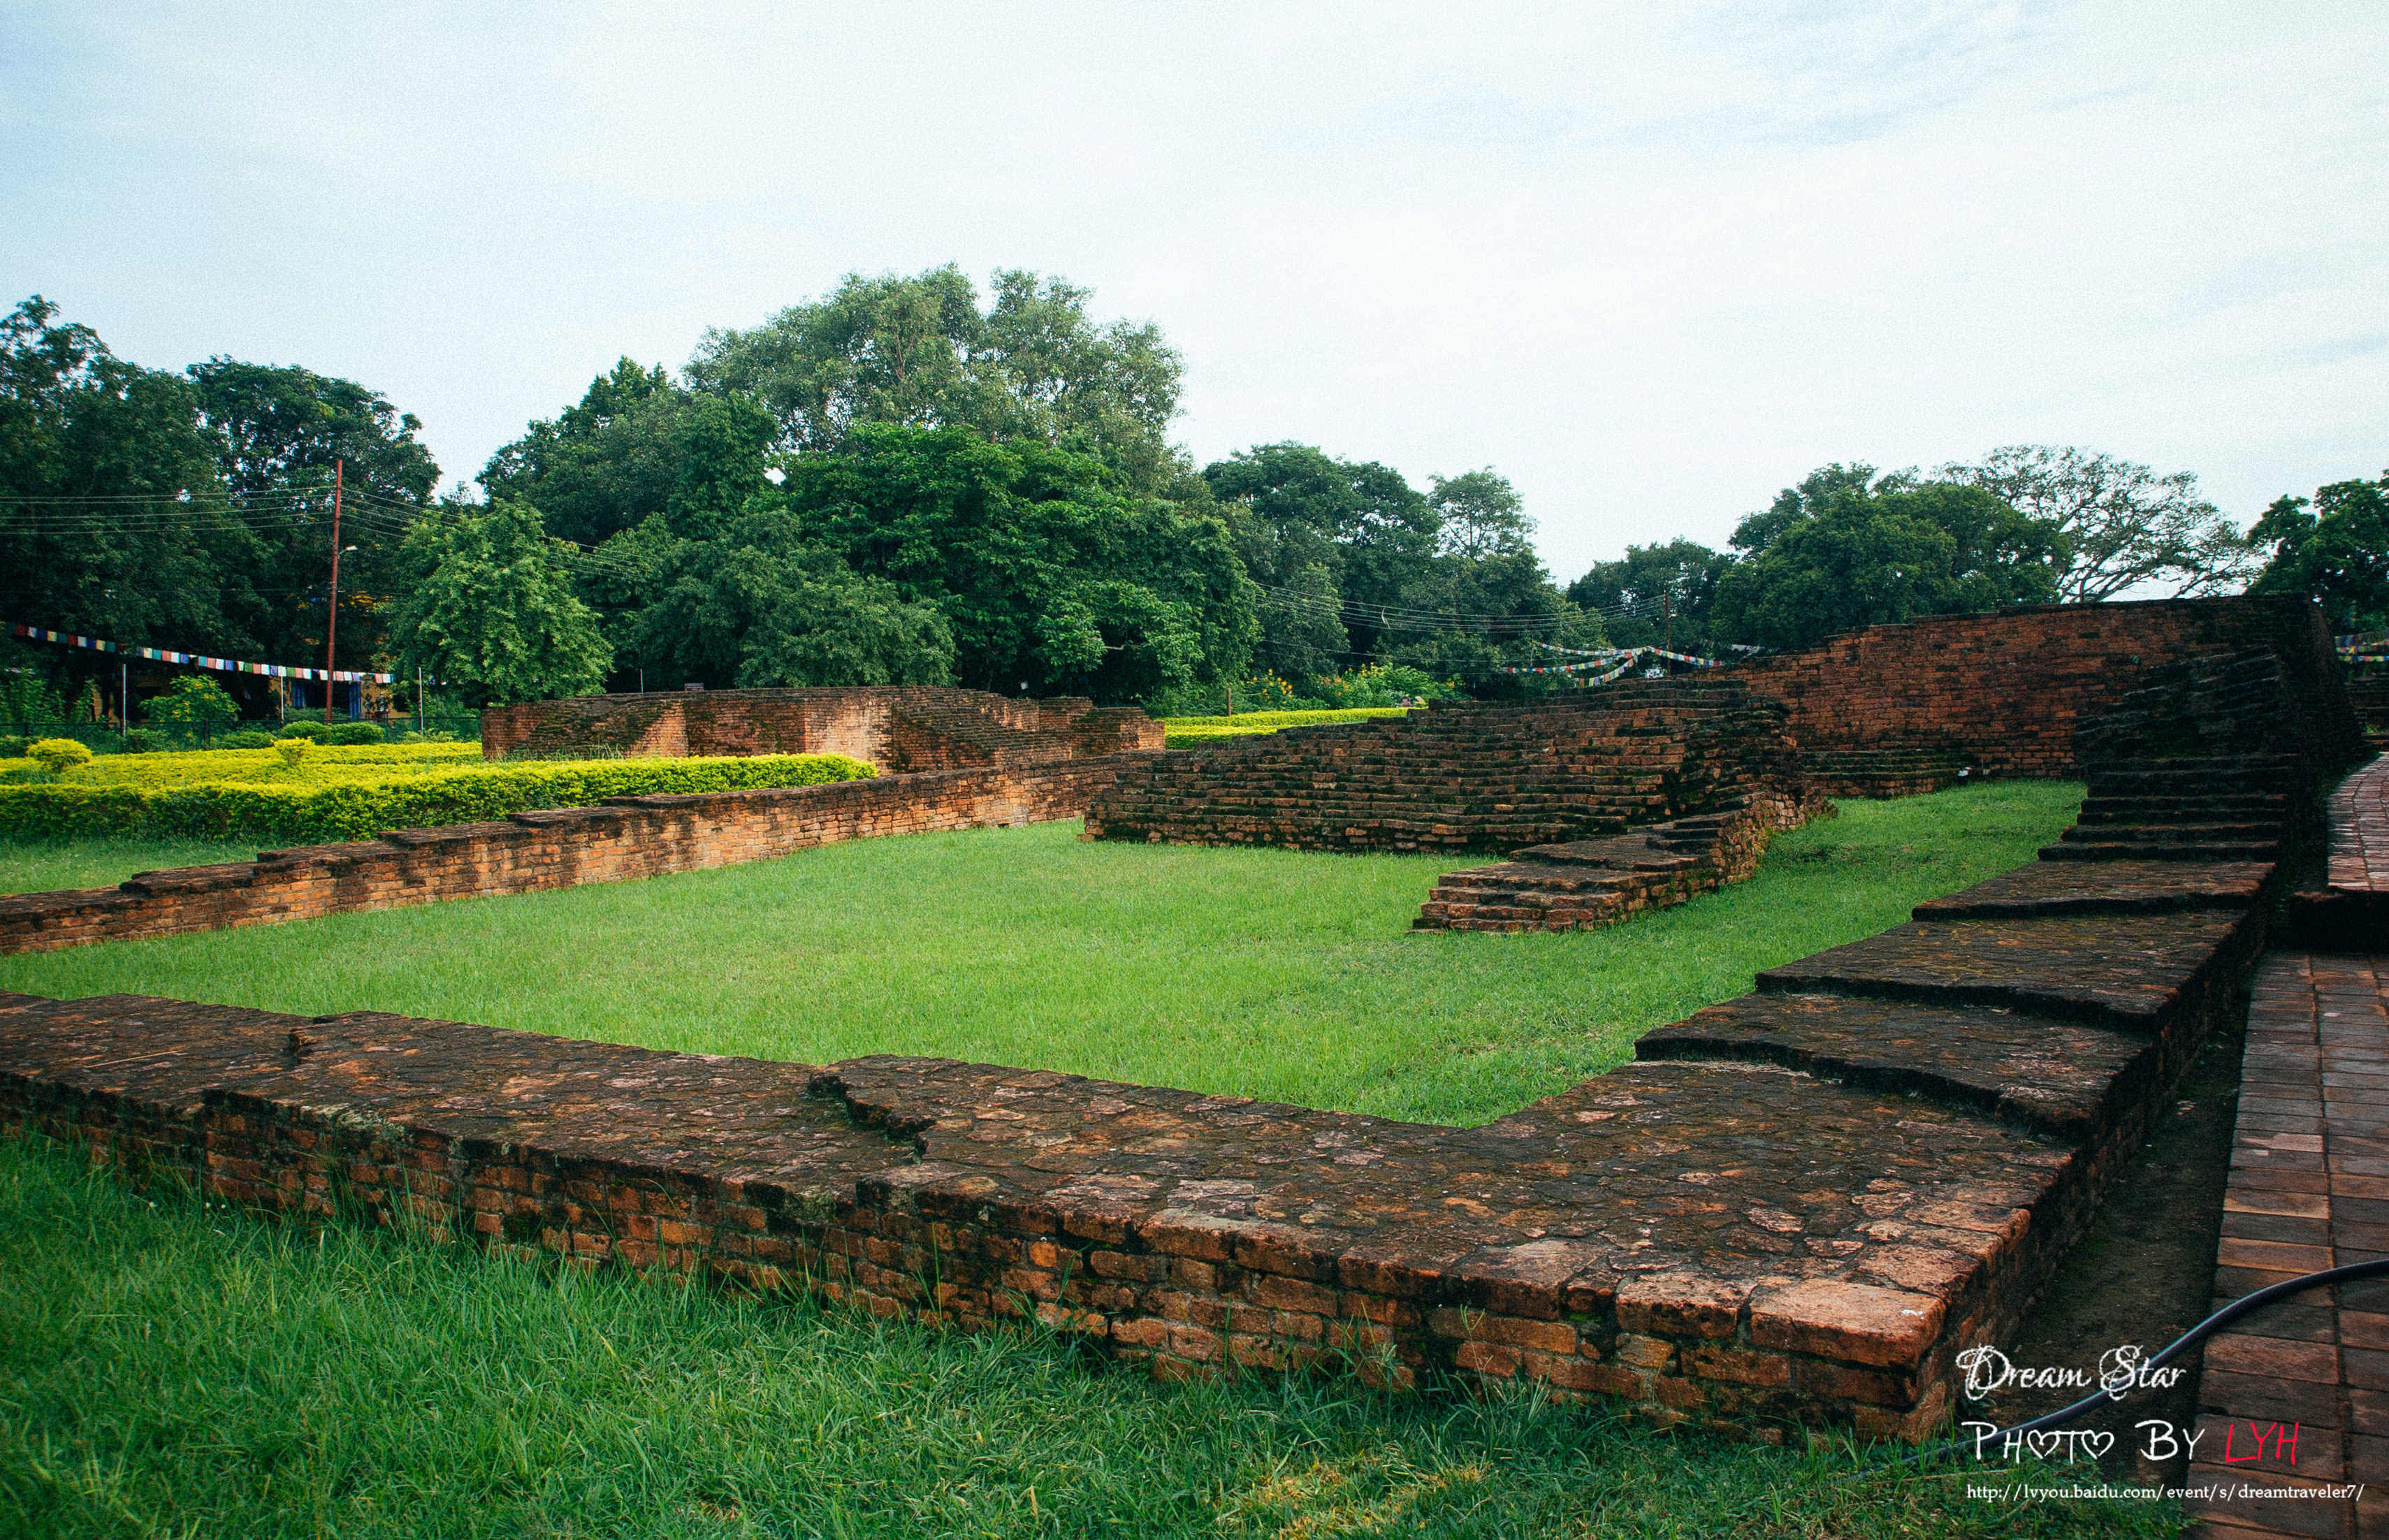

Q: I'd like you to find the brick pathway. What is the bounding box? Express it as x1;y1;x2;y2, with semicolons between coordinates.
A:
2191;950;2389;1538
2328;759;2389;896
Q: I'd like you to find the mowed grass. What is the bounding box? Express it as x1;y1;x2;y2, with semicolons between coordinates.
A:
0;781;2080;1125
0;1137;2167;1540
0;834;263;894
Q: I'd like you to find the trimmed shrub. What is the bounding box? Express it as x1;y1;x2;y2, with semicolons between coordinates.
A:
27;738;93;773
276;721;332;742
122;729;167;753
327;722;386;746
0;736;23;759
274;739;310;768
216;730;277;750
0;753;878;844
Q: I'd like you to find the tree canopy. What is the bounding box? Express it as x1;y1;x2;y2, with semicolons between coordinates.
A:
2248;468;2389;634
1711;465;2068;651
686;266;1184;494
1938;444;2253;601
481;359;775;549
386;500;611;706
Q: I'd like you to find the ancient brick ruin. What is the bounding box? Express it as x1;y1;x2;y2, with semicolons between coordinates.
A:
1086;678;1811;855
1733;595;2358;795
481;686;1161;767
0;760;1143;955
3;618;2362;1441
1;596;2375;1444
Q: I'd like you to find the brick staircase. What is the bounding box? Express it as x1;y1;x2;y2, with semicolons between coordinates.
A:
1085;679;1806;855
2036;650;2329;869
1411;799;1787;932
1799;745;1975;799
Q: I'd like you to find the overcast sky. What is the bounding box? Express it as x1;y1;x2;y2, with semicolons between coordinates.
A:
4;1;2382;581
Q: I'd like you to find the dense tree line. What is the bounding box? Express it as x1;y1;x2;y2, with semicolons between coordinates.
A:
3;277;2372;721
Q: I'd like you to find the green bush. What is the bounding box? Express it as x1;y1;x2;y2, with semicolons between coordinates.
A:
0;736;23;759
327;721;386;746
0;753;877;845
26;738;92;773
215;730;277;750
122;728;166;753
276;720;332;742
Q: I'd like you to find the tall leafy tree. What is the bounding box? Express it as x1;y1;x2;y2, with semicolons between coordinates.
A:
1712;466;2068;651
385;501;612;706
630;511;954;690
1567;539;1731;653
186;356;442;673
0;297;258;700
1431;470;1534;562
757;425;1254;701
481;358;774;549
686;266;1183;493
2247;468;2389;633
1202;443;1438;679
1936;444;2253;600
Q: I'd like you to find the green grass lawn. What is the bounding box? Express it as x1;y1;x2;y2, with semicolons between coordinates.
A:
0;1135;2164;1540
0;781;2081;1125
0;834;264;894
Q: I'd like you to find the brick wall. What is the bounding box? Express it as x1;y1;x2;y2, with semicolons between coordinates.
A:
1731;597;2360;779
481;687;1163;769
1087;678;1804;854
0;756;1153;956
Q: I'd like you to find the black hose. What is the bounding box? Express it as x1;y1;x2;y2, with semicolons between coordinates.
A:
1895;1256;2389;1466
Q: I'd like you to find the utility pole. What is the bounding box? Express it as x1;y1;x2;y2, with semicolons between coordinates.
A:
1662;588;1672;654
119;661;127;741
324;460;343;725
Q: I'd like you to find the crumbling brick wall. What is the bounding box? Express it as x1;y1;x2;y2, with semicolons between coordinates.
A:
481;688;1163;769
1087;678;1805;854
1731;597;2359;781
0;757;1154;955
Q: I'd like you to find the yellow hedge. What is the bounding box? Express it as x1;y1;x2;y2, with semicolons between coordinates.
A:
57;741;484;790
1161;707;1412;746
0;754;876;845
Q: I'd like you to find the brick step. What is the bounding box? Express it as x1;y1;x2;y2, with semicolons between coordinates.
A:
2075;796;2287;822
2038;839;2283;863
2058;822;2282;844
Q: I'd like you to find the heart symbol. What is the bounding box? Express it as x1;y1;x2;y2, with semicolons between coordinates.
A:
2081;1431;2115;1460
2026;1430;2063;1460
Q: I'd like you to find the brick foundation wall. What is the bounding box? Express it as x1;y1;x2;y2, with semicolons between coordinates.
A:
1730;596;2360;780
0;757;1152;956
481;688;1163;769
1087;679;1805;855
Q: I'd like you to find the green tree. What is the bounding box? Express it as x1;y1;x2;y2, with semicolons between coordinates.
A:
480;359;775;549
2248;468;2389;633
761;425;1254;701
630;512;954;689
1202;443;1437;681
0;297;259;672
687;266;1183;493
385;501;613;706
1567;539;1731;653
185;356;442;674
1936;444;2253;600
140;674;242;741
1431;470;1533;561
1712;467;2067;651
1205;448;1595;693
